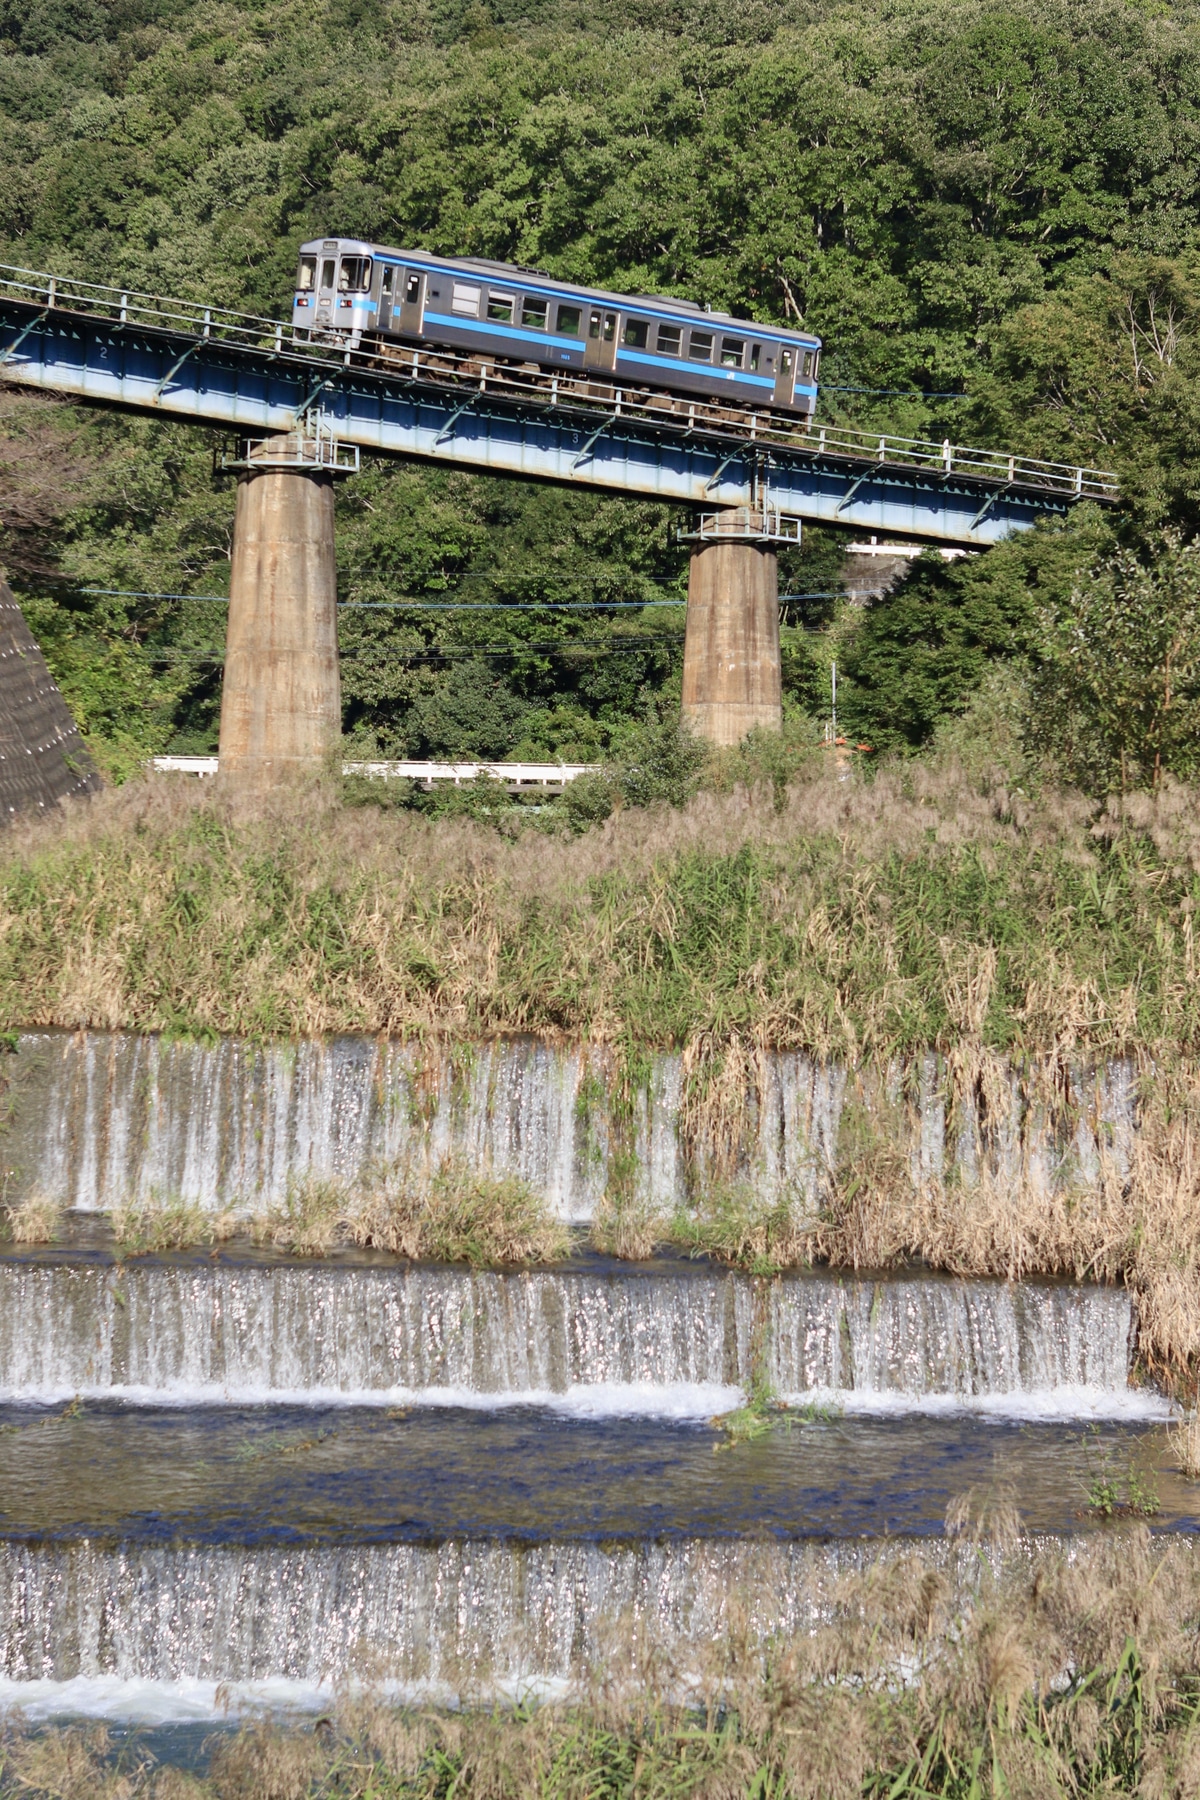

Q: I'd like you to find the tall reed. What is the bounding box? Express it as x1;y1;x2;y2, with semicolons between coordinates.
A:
3;762;1200;1059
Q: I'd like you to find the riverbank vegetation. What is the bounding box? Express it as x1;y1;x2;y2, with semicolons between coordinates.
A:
8;738;1200;1378
4;1526;1200;1798
4;735;1199;1055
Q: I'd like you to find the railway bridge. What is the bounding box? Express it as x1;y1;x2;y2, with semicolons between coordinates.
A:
0;266;1119;781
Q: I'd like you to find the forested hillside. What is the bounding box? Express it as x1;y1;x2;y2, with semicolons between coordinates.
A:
2;0;1199;778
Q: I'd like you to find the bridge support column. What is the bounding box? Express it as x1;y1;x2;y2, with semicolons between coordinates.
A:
681;508;783;747
218;432;341;787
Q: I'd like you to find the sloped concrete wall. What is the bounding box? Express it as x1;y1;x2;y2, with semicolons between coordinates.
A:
0;579;99;821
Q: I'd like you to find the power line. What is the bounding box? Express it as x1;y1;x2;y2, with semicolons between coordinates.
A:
341;600;686;611
141;637;682;666
80;587;688;610
819;386;969;398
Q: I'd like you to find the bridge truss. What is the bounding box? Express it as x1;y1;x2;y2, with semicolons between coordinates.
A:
0;266;1118;548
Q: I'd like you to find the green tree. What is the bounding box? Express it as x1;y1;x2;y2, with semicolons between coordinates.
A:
1028;531;1200;792
839;509;1115;753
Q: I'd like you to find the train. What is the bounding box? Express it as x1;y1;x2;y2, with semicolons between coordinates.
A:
293;237;821;419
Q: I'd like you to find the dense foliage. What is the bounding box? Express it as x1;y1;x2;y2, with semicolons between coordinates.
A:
4;0;1200;770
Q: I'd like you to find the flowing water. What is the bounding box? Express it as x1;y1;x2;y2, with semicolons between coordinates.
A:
0;1249;1148;1417
0;1029;1183;1726
4;1031;1138;1217
1;1512;1188;1700
0;1402;1187;1542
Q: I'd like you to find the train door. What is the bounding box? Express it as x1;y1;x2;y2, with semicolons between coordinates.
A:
377;264;395;333
315;244;338;331
584;306;618;372
398;269;427;336
773;347;796;407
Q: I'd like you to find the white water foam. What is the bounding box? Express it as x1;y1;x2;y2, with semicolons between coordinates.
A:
789;1384;1175;1422
0;1263;1145;1413
0;1674;335;1724
0;1380;742;1420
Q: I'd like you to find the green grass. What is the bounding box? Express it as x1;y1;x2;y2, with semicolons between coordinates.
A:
3;760;1200;1060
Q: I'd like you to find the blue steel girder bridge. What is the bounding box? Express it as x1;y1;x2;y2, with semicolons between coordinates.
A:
0;264;1120;778
0;266;1117;549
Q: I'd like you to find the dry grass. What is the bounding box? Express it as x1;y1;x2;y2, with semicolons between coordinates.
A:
3;758;1199;1059
111;1196;239;1253
588;1192;665;1259
344;1155;570;1264
6;1529;1200;1796
790;1056;1200;1390
656;1048;1200;1389
249;1157;569;1265
251;1178;345;1257
4;1192;61;1244
1169;1415;1200;1480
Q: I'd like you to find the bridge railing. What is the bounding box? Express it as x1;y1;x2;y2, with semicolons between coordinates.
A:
0;262;1120;504
0;263;292;353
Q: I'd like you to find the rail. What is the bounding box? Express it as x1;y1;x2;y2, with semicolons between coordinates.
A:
0;263;1119;504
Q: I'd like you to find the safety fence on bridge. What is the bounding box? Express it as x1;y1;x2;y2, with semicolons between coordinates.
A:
0;264;1119;507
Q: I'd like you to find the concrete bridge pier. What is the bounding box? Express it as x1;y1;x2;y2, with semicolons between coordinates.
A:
681;508;786;747
218;431;343;787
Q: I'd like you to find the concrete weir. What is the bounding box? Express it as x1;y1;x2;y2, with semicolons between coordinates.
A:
682;507;783;746
218;431;342;785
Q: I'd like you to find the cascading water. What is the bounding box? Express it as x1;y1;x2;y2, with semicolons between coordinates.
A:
4;1030;1137;1219
0;1259;1145;1416
0;1536;1032;1695
0;1029;1167;1727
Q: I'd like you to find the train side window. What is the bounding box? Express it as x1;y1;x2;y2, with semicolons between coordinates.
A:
556;304;581;335
521;297;548;329
406;273;423;304
688;331;713;363
298;257;316;293
452;281;482;316
381;266;395;297
602;312;616;342
656;324;681;356
487;292;514;322
811;351;820;379
749;344;761;371
720;338;744;368
588;309;602;339
801;351;814;379
319;260;336;293
623;318;649;348
338;257;371;293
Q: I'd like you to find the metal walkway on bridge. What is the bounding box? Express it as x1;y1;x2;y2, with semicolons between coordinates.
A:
0;266;1117;549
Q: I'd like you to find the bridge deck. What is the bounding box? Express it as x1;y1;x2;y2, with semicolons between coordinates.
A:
0;266;1118;548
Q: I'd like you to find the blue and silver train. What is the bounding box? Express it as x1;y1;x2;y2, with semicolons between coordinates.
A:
293;238;821;418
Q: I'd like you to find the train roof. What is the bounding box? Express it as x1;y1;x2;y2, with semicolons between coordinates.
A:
300;239;820;343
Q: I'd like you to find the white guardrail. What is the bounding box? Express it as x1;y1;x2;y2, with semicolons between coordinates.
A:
152;757;599;790
0;264;1120;504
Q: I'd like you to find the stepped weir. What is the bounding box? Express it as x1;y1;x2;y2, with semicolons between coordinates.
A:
5;1030;1138;1219
0;1023;1183;1728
